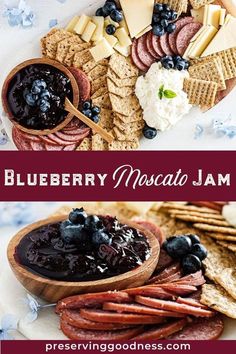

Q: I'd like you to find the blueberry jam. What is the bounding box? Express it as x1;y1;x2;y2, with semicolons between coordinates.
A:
7;64;73;130
15;212;151;282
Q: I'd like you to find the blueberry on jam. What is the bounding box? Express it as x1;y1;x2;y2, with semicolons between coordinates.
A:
69;208;87;225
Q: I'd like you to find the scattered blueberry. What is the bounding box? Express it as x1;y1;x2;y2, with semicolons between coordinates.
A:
152;24;165;37
165;236;192;259
69;208;87;225
96;7;105;17
91;106;101;116
154;4;164;13
161;56;175;69
161;55;189;71
92;230;110;247
85;215;104;232
191;243;208;261
182;254;202;275
82;109;93;118
161;19;169;28
110;9;123;23
152;14;160;24
171;11;178;21
187;234;200;245
103;1;117;16
91;115;100;124
163;4;171;12
106;24;116;35
83;101;92;110
175;60;186;71
166;23;176;34
152;4;178;37
143;125;158;139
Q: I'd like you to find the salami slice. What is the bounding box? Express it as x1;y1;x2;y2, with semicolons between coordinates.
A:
63;144;77;151
176;22;202;56
61;310;134;330
168;17;194;54
146;31;160;59
47;133;78;146
55;128;90;142
135;220;165;245
80;309;165;325
61;320;143;340
169;316;224;340
103;302;186;318
69;67;91;103
160;33;174;56
135;296;215;317
131;39;149;72
56;291;132;312
30;140;45;151
137;34;156;68
152;34;165;57
133;319;188;340
45;144;64;151
39;135;58;145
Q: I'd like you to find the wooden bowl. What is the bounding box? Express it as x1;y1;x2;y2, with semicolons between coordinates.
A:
7;215;160;303
1;58;80;136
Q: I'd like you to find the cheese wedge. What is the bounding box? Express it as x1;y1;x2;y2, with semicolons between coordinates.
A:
203;5;221;29
74;14;90;35
202;17;236;57
90;38;115;62
114;43;131;57
135;26;152;39
191;8;204;23
103;31;118;47
187;25;218;58
92;16;104;42
120;0;154;38
66;16;80;32
115;27;132;47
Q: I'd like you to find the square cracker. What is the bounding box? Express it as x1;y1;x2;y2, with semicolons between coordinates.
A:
91;75;107;95
41;28;58;56
76;138;91;151
99;109;114;131
107;68;137;88
114;110;144;124
92;134;108;151
91;86;108;100
215;268;236;301
82;59;108;74
87;65;108;81
189;0;214;10
92;94;111;109
113;126;142;141
109;53;139;80
45;29;72;59
73;49;93;69
183;78;218;108
110;94;140;117
213;48;236;80
64;42;91;66
107;78;134;98
108;139;139;151
56;35;82;63
114;117;144;133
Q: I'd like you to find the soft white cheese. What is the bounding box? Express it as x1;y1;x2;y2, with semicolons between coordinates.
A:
135;62;192;131
222;203;236;228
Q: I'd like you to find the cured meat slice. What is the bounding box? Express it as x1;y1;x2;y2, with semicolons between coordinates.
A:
63;144;78;150
159;284;198;296
169;315;224;340
155;249;174;272
125;286;175;299
12;127;33;151
61;320;143;340
136;34;156;68
160;33;174;56
45;144;64;151
136;220;165;245
173;271;206;287
55;128;90;142
147;262;180;284
190;202;222;212
146;31;160;59
168;17;194;54
133;319;188;340
177;297;209;310
38;135;58;145
151;34;165;57
154;271;182;284
131;39;149;72
56;291;132;312
30;140;45;150
61;310;134;330
47;133;79;146
176;22;202;56
136;296;215;317
69;67;91;103
103;302;186;318
80;309;165;325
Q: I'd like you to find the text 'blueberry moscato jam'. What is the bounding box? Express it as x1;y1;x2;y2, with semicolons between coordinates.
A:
15;209;151;282
7;64;73;130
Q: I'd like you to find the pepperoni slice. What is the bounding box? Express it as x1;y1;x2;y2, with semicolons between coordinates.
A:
168;17;194;54
135;220;165;245
169;316;224;340
133;319;188;340
146;31;160;59
61;320;143;340
136;34;156;68
131;39;149;72
176;22;202;56
160;33;174;56
152;33;165;57
69;67;91;103
80;309;165;325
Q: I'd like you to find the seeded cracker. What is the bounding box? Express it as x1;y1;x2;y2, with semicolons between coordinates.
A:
168;209;225;220
64;43;91;66
82;59;108;74
73;49;93;69
217;241;236;253
109;53;139;80
172;214;230;227
189;0;214;10
107;68;137;88
87;65;108;81
41;28;58;57
91;87;108;100
56;35;83;64
162;203;220;214
113;117;144;132
76;138;91;151
90;76;108;96
108;140;140;151
193;223;236;235
107;78;134;98
201;284;236;319
99;109;114;132
92;94;111;110
114;110;144;124
183;78;218;108
45;29;72;59
113;126;142;141
157;0;188;14
215;268;236;301
92;134;108;151
110;94;140;117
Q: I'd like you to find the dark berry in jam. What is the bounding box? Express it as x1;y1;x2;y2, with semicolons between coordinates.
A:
85;215;104;232
7;64;73;130
92;230;111;247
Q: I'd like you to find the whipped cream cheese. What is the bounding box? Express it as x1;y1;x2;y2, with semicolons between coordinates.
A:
135;62;192;131
222;202;236;228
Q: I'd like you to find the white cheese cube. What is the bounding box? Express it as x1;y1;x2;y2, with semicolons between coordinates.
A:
81;21;96;42
103;31;118;47
91;16;104;42
90;38;115;62
115;27;132;47
74;14;90;35
114;43;131;57
65;16;80;32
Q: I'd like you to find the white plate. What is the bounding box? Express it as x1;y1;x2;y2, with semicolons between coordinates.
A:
0;0;236;151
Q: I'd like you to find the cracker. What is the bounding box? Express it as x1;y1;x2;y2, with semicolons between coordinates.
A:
109;53;139;79
76;138;91;151
99;109;114;131
189;0;214;10
87;65;108;81
204;233;236;242
217;241;236;253
56;35;82;63
201;284;236;319
113;117;144;133
168;209;224;220
92;94;111;109
108;139;140;151
172;214;230;227
45;29;72;59
110;94;140;117
107;68;138;88
73;49;93;69
157;0;188;14
214;48;236;80
193;223;236;235
114;110;144;124
189;57;226;91
92;134;108;151
64;42;91;66
215;268;236;301
162;203;220;214
40;28;58;56
82;58;108;74
91;75;107;95
113;126;142;141
107;78;134;98
183;78;218;108
91;87;108;100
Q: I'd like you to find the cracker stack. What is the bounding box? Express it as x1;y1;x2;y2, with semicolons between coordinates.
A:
156;0;188;14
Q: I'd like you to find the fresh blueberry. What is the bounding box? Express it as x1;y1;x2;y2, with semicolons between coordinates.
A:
161;56;175;69
25;93;37;107
173;55;182;63
91;106;101;116
191;243;208;261
39;99;50;113
187;234;201;245
161;11;171;20
40;89;51;99
154;3;164;13
69;208;87;225
83;101;92;110
166;23;176;34
33;79;47;90
95;7;105;17
143;125;158;139
171;11;178;21
92;230;110;247
162;236;177;251
106;24;116;35
152;14;160;24
103;1;117;16
182;254;202;275
60;222;84;244
161;19;169;28
85;215;104;232
82;109;92;118
165;236;192;259
184;59;190;70
91;115;100;124
110;9;123;23
163;4;171;12
152;24;165;37
31;85;42;95
175;60;186;71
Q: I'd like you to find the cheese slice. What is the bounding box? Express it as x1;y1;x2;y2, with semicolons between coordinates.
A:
115;27;132;47
188;25;218;58
203;4;221;29
74;14;90;35
219;9;226;26
103;31;118;47
114;43;131;57
91;16;104;42
202;17;236;57
191;8;204;23
120;18;129;34
120;0;154;38
65;16;80;32
135;25;152;39
90;38;115;62
81;21;96;42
